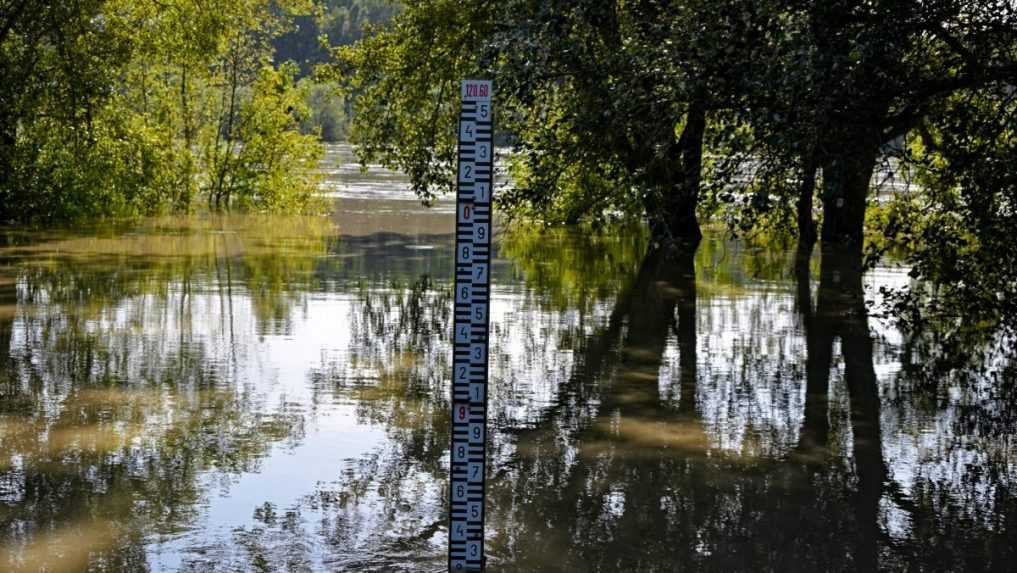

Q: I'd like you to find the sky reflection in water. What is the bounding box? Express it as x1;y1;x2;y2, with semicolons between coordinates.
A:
0;158;1015;571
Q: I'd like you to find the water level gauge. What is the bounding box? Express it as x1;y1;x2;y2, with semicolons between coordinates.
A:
448;79;493;573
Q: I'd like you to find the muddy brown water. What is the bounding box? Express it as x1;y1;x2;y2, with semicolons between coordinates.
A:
0;145;1013;572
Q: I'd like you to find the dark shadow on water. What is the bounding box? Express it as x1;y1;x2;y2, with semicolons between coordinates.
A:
489;241;892;572
794;248;831;455
0;277;13;368
796;243;887;571
489;246;704;571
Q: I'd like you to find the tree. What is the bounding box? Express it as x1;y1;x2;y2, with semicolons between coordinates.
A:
333;0;774;249
0;0;133;220
117;0;324;214
0;0;325;222
877;83;1017;374
741;0;1017;359
491;0;712;246
329;0;492;207
744;0;1017;248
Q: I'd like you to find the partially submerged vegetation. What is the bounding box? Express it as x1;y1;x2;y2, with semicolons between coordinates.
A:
0;1;329;222
331;0;1017;374
1;0;1013;374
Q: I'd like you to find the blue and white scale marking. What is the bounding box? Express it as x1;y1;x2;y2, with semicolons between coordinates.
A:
449;79;493;573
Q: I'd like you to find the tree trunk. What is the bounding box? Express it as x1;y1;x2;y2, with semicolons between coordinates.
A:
674;249;698;417
595;244;705;565
0;112;16;222
820;129;881;245
797;150;820;250
837;251;885;572
642;99;706;249
179;64;194;211
670;99;706;246
504;243;703;568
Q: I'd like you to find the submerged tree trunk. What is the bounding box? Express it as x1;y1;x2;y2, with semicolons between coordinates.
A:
597;242;713;569
673;249;698;418
819;128;882;245
642;99;706;249
617;245;698;415
837;258;885;572
797;150;820;251
504;242;704;568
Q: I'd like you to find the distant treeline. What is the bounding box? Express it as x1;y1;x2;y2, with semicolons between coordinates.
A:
279;0;399;142
275;0;399;76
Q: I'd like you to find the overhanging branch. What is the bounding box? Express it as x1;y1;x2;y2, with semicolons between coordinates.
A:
883;63;1017;139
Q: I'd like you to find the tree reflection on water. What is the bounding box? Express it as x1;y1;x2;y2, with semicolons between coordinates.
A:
0;219;1014;571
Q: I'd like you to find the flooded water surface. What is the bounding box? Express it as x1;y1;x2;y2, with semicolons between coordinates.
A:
1;146;1014;571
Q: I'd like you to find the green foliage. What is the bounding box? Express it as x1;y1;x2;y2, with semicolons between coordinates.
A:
876;86;1017;371
504;151;642;228
205;63;324;212
299;80;348;142
0;0;326;223
1;1;144;219
329;0;491;204
728;1;1017;243
273;0;400;76
329;0;762;242
489;0;767;238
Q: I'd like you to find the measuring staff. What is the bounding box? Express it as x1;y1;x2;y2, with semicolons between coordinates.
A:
448;79;493;573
